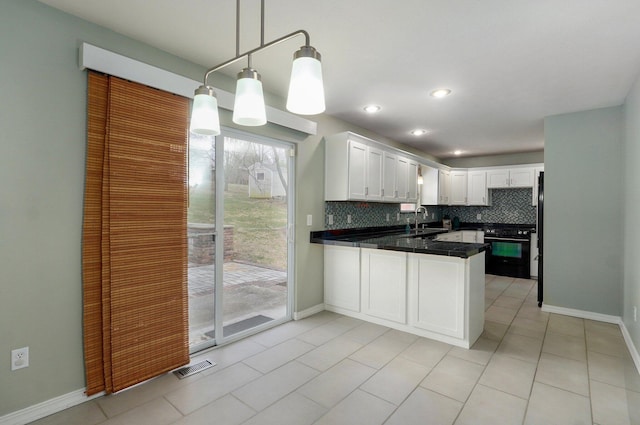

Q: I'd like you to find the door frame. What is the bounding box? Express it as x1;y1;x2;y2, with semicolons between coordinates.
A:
212;127;296;347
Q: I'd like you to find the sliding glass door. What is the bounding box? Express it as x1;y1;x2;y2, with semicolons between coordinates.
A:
188;128;293;352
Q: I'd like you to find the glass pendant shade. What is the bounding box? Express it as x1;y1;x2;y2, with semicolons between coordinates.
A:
233;68;267;126
190;86;221;136
286;46;325;115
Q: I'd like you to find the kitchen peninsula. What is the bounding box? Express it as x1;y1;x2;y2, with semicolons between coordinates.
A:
311;226;486;348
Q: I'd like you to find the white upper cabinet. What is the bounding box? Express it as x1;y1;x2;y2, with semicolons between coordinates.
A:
396;156;419;202
449;170;468;205
366;145;383;201
382;151;397;202
395;155;409;201
346;139;367;199
467;170;489;206
438;169;451;205
420;165;439;205
407;160;419;202
326;132;542;205
325;132;420;203
486;167;534;188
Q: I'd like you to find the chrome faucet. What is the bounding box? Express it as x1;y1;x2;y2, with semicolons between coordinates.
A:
414;206;427;234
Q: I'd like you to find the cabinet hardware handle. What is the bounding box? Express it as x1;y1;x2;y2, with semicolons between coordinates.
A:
365;187;368;196
395;190;398;198
381;188;384;197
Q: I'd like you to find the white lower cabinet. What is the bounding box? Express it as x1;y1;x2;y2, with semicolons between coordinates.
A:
409;253;485;344
324;245;360;312
361;248;407;324
408;254;465;338
323;244;485;348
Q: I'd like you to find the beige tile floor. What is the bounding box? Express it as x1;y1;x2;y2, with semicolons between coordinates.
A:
31;275;640;425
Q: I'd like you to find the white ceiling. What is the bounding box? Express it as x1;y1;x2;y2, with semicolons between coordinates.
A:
40;0;640;159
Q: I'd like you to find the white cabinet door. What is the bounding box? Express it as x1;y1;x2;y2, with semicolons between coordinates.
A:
510;168;534;187
450;170;468;205
361;248;407;324
382;151;397;202
467;170;489;205
487;169;510;188
407;160;419;202
438;169;451;204
420;165;439;205
487;168;534;188
324;245;360;312
347;140;367;200
366;145;384;201
395;156;410;201
409;254;465;338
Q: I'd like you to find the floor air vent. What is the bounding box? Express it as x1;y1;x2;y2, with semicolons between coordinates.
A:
173;359;216;379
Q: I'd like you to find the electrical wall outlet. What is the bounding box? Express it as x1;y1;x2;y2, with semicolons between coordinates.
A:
396;213;400;221
431;213;435;219
347;214;352;224
11;347;29;371
476;213;482;220
386;213;390;222
306;214;313;226
328;214;334;225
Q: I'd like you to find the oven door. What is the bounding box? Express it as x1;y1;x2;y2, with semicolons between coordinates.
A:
485;237;531;279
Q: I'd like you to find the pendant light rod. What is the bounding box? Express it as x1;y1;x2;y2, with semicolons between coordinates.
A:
201;28;311;87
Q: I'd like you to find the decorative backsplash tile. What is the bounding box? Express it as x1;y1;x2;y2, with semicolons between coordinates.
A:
442;188;536;224
325;201;441;229
324;188;536;229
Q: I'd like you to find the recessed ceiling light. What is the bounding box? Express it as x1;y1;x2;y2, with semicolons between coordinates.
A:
363;104;381;113
430;89;452;98
410;129;427;136
454;150;462;155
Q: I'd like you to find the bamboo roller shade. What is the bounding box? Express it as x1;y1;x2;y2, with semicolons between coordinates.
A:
83;71;189;395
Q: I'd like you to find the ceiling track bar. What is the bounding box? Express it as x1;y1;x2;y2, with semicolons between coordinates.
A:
203;29;310;87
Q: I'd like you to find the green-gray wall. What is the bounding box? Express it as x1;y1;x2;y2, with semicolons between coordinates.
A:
544;106;624;315
624;72;640;353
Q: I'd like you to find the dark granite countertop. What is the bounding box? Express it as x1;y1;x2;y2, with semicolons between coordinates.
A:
310;225;487;258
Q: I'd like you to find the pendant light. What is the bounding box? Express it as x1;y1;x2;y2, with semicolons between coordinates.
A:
287;46;325;115
233;59;267;126
190;86;220;136
189;0;325;135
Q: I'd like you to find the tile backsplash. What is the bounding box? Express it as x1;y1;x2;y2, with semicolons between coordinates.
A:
324;188;536;229
442;188;536;224
324;201;441;229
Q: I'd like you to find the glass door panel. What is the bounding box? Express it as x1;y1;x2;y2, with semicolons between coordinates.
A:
221;135;290;338
187;133;216;352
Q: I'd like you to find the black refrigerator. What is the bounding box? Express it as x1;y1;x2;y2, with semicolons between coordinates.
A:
537;172;544;307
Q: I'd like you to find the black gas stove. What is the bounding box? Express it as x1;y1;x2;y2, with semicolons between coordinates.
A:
483;224;535;278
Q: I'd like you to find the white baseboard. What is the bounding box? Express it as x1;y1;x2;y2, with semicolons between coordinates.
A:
541;304;621;324
0;388;103;425
293;303;325;320
542;303;640;376
620;321;640;376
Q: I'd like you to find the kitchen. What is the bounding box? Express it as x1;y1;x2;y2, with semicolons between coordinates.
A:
2;1;640;424
312;131;544;348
